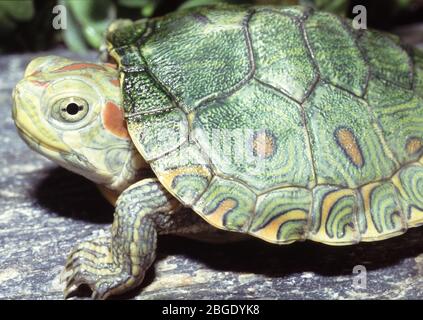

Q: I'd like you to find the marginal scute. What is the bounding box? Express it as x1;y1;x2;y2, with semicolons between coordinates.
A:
392;164;423;227
304;12;369;97
106;19;149;48
360;29;412;89
193;80;314;192
193;176;256;232
127;108;188;161
358;182;406;241
304;83;398;187
309;186;361;244
249;10;317;102
140;6;252;113
252;187;310;243
112;46;145;70
151;142;212;206
122;71;174;114
273;5;310;19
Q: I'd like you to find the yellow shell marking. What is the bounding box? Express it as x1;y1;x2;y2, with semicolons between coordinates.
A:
335;128;364;168
158;165;211;190
253;209;307;243
207;198;238;226
406;137;423;156
359;182;404;241
392;171;423;227
360;182;381;239
252;130;276;158
310;188;358;244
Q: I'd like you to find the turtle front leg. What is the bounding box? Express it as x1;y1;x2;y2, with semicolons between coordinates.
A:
63;178;182;299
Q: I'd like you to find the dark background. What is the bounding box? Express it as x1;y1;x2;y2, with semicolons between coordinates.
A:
1;0;422;53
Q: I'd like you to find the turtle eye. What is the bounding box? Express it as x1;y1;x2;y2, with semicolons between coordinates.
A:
52;97;89;123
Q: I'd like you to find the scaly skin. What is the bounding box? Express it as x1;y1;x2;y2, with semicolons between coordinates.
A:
12;4;423;298
12;56;144;192
63;178;211;299
12;56;216;299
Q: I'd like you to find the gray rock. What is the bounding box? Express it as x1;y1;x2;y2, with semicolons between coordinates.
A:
1;43;422;300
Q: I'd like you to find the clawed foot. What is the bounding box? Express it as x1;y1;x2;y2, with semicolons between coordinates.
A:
62;237;142;299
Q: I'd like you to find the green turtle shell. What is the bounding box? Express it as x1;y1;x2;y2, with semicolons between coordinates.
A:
107;5;423;245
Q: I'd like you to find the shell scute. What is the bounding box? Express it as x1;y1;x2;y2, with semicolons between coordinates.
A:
193;176;256;232
304;11;369;97
392;163;423;227
367;88;423;163
303;83;398;188
151;142;212;206
252;187;310;244
192;80;315;192
109;5;423;244
140;6;253;113
360;30;413;90
127;108;188;161
309;185;361;245
358;181;406;241
249;10;317;102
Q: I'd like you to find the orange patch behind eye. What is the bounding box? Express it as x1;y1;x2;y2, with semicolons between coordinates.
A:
54;63;105;73
102;101;129;139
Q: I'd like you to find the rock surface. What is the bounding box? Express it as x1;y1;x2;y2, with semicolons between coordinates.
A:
1;41;423;300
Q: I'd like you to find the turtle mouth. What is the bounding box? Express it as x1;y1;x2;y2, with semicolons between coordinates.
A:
14;121;67;162
15;122;113;181
12;84;70;156
13;94;117;184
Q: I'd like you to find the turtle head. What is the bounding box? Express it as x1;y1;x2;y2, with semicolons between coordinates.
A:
12;56;145;191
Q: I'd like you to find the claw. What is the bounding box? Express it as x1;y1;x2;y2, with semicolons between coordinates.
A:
63;271;81;299
61;238;143;299
92;280;123;300
63;281;79;299
64;270;79;290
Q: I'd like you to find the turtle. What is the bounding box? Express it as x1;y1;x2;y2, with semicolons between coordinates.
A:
12;4;423;299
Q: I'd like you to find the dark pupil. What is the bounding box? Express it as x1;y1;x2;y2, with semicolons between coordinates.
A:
66;103;81;115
